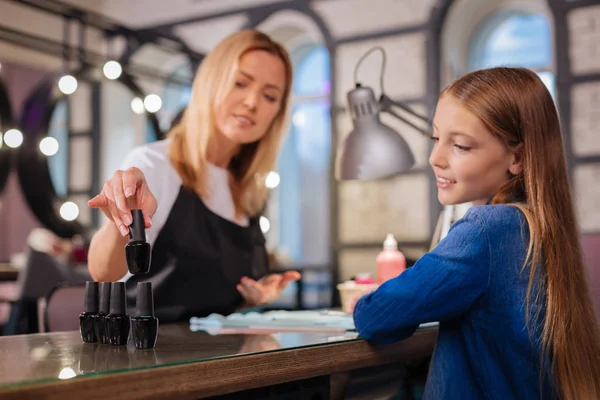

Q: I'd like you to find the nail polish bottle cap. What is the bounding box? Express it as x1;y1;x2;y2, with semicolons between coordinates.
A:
129;210;146;243
109;282;127;315
99;282;111;314
136;282;154;317
84;281;99;313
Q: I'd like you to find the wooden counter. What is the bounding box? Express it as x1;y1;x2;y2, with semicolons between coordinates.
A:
0;322;437;399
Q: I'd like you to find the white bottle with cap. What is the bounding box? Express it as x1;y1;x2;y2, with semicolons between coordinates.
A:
376;233;406;283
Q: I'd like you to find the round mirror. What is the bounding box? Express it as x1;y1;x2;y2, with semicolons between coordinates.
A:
17;67;161;238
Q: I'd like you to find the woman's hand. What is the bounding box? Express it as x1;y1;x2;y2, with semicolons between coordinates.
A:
237;271;301;307
88;167;157;237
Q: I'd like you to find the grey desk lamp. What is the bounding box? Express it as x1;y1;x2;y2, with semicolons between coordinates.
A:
336;47;432;181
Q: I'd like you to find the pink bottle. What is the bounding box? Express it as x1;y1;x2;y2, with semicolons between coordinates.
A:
376;234;406;283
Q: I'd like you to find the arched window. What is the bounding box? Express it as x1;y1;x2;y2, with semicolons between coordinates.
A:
157;64;192;138
265;44;331;266
468;11;554;97
439;2;555;236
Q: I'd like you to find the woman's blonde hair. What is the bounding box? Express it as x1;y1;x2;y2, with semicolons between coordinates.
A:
167;30;293;217
444;67;600;400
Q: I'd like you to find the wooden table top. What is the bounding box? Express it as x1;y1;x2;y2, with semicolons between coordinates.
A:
0;321;438;399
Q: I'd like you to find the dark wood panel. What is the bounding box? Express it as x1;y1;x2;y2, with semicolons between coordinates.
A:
0;263;18;282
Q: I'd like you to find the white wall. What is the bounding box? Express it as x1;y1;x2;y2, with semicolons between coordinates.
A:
568;5;600;234
0;1;107;70
2;0;600;281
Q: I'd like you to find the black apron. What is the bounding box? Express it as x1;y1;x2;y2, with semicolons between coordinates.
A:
126;186;269;323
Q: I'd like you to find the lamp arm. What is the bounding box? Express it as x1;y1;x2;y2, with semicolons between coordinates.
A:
379;94;431;136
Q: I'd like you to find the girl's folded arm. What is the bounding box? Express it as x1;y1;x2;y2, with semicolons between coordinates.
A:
353;210;491;343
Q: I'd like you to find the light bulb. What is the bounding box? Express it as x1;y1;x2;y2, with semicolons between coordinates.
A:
144;94;162;113
265;171;280;189
4;129;23;148
131;97;145;114
58;75;78;95
103;60;122;80
39;137;59;156
59;201;79;221
259;216;270;233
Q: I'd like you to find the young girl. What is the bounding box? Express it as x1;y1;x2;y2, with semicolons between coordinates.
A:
353;67;600;400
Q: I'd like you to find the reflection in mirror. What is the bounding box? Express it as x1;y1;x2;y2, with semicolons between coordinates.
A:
0;76;15;194
47;100;68;198
18;71;84;238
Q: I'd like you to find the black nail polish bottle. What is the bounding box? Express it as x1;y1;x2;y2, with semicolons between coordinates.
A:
131;282;159;349
126;210;151;275
80;282;99;343
106;282;130;346
94;282;111;344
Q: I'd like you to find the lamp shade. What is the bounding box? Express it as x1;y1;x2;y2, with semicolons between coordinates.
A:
335;85;415;180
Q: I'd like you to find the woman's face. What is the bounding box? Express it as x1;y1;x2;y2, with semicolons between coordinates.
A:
214;49;287;147
429;94;523;206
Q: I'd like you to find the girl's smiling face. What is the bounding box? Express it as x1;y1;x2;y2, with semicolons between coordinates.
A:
429;94;523;206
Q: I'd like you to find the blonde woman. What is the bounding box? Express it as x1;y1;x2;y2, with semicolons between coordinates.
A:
88;30;300;323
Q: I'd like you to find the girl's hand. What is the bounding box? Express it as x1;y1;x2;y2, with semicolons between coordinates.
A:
88;167;157;236
237;271;301;306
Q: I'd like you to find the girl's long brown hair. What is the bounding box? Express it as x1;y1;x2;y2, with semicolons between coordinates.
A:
445;67;600;400
167;30;293;217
